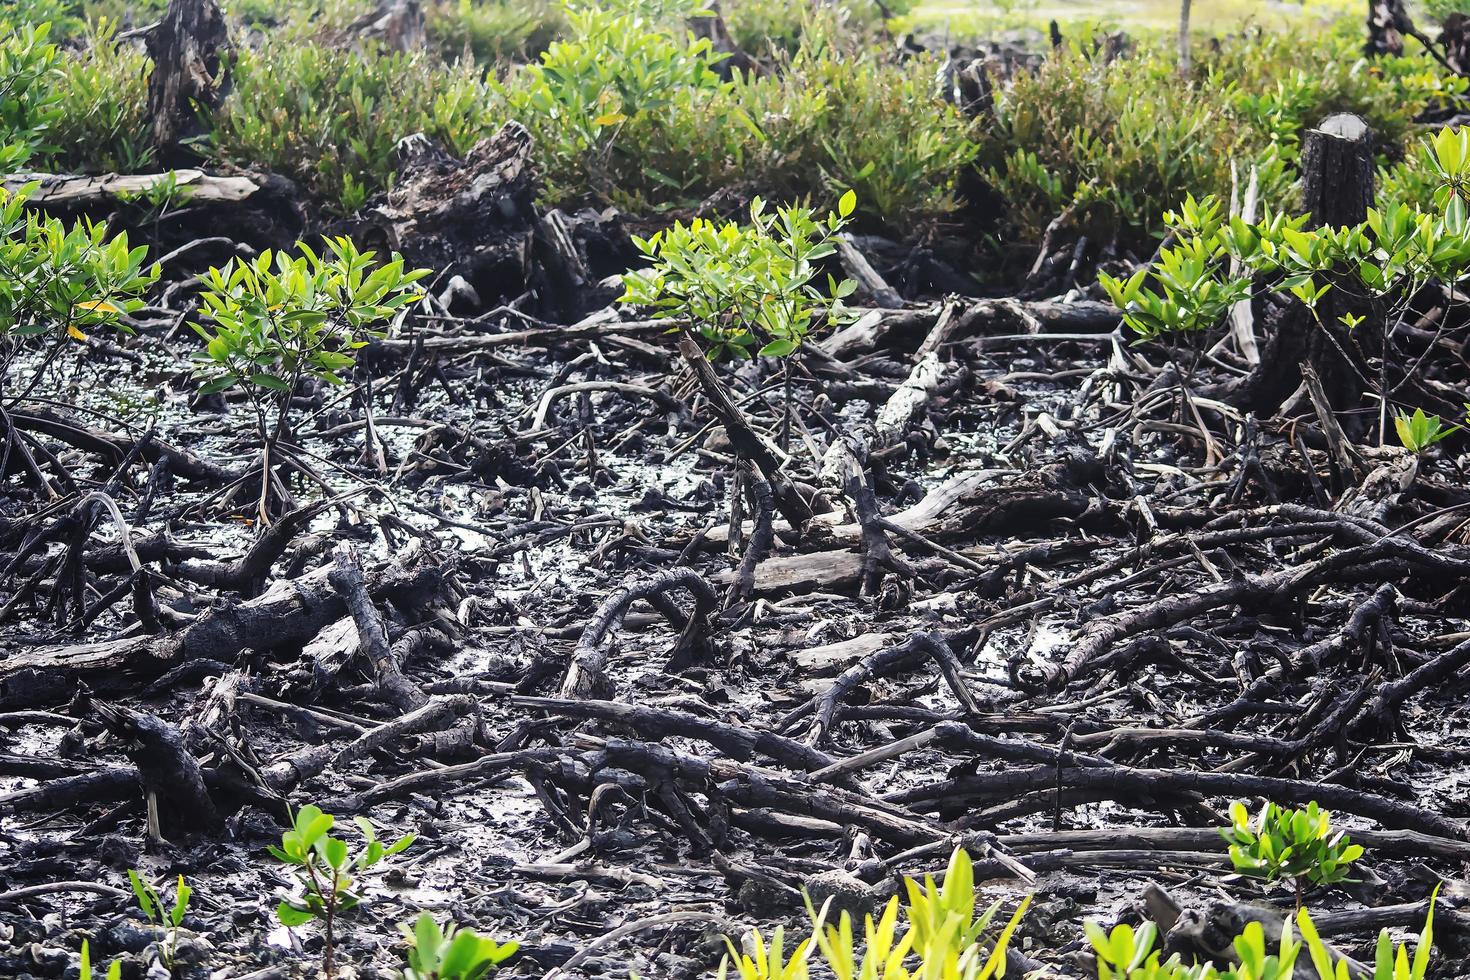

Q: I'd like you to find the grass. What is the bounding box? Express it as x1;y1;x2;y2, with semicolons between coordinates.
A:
900;0;1358;36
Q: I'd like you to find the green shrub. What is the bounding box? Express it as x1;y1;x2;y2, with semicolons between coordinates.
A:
270;804;415;979
1221;802;1365;908
0;22;62;172
498;0;729;203
620;192;857;360
425;0;565;64
1087;896;1436;980
209;40;501;211
794;48;979;235
190;238;426;521
980;21;1465;255
45;20;155;173
0;185;158;399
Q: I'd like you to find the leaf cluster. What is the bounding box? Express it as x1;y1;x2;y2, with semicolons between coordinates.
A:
0;22;62;171
1086;894;1435;980
1101;124;1470;348
270;804;415;928
190;237;426;402
0;184;157;386
720;848;1030;980
620;192;857;359
399;912;518;980
1221;802;1364;890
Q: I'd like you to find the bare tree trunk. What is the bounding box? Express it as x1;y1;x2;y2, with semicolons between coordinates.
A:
145;0;232;162
1177;0;1192;75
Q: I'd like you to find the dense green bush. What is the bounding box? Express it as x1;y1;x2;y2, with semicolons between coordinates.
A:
425;0;565;64
209;40;501;210
0;23;62;172
43;21;155;173
980;22;1466;252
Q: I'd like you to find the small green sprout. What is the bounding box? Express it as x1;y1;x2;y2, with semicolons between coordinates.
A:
399;912;518;980
127;869;192;976
270;804;415;979
1221;801;1364;909
1393;408;1457;454
79;939;123;980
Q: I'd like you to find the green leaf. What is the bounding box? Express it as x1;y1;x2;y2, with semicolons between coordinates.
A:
276;901;316;926
127;870;156;922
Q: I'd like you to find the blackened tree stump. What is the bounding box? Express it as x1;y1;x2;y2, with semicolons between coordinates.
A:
1300;113;1374;230
146;0;232;159
1366;0;1410;57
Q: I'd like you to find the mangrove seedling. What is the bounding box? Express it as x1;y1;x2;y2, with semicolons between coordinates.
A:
1221;801;1364;909
399;912;519;980
270;803;415;979
190;237;427;525
620;191;858;362
0;184;157;406
1394;408;1457;454
127;869;192;976
78;939;122;980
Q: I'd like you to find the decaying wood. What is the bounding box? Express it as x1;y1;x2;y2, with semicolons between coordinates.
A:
1300;114;1374;229
2;169;260;205
677;331;814;532
145;0;233;156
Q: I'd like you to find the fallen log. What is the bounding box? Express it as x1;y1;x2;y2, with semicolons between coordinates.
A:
2;168;260;205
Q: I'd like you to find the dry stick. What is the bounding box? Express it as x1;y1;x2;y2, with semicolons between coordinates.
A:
558;567;718;699
529;381;683;431
328;543;428;714
0;882;132;903
887;763;1469;840
807;720;1112;784
676;331;813;532
1187;583;1397;731
261;696;476;793
725;462;773;608
1350;635;1470;735
541;911;727;980
835;443;914;596
1034;536;1449;692
513;695;836;773
783;632;979;746
993;824;1470;863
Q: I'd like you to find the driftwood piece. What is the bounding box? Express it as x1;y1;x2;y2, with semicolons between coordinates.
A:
369;123;538;303
2;169;259;205
145;0;232;156
0;555;444;706
874;351;943;449
328;543;428;713
835;235;903;309
93;702;220;840
820;298;1116;361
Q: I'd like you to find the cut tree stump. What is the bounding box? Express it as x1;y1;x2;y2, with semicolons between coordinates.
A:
145;0;232;159
1300;113;1374;229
